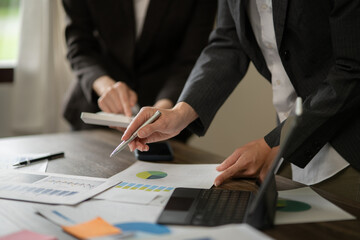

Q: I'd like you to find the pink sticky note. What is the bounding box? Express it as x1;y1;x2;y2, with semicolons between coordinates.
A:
0;230;57;240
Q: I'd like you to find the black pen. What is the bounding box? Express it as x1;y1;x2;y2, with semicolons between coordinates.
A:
12;152;65;167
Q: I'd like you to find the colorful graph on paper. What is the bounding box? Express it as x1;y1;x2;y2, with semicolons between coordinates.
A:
277;198;311;212
114;181;174;192
0;170;127;205
136;171;167;180
0;175;104;198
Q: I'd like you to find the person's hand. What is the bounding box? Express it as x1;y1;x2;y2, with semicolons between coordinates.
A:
214;138;272;186
123;102;198;152
259;146;279;182
93;75;137;117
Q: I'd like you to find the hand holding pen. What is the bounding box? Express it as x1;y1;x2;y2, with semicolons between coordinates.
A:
119;103;198;153
110;110;162;157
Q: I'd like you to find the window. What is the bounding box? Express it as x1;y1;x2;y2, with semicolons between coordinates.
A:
0;0;21;83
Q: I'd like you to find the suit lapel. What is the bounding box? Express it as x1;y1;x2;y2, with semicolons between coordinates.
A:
135;0;171;59
234;0;270;79
272;0;288;48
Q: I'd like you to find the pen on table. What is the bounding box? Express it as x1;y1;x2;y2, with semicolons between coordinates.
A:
110;110;161;157
12;152;65;167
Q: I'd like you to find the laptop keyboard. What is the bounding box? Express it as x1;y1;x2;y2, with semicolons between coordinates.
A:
190;188;252;226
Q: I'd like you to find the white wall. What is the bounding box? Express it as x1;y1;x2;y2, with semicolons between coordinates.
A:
188;63;276;158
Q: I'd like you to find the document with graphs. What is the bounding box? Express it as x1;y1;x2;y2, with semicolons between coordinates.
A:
0;169;123;205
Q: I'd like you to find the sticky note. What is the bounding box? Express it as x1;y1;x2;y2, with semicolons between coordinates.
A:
0;230;57;240
62;217;121;239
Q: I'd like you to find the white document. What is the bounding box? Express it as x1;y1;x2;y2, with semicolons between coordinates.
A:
0;169;125;205
147;224;273;240
95;161;220;205
275;187;355;225
0;207;20;236
81;112;134;127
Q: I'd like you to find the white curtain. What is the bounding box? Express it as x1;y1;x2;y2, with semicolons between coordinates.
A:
11;0;73;135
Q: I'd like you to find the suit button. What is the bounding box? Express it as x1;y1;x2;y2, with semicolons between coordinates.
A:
283;50;290;60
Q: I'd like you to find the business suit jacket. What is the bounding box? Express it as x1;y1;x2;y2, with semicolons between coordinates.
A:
62;0;217;130
179;0;360;170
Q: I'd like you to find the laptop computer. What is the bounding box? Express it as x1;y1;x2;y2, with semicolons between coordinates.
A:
157;98;302;229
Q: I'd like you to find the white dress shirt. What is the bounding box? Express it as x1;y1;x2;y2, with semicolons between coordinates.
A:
247;0;349;185
134;0;150;39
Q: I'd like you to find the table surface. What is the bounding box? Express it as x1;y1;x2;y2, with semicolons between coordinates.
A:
0;129;359;239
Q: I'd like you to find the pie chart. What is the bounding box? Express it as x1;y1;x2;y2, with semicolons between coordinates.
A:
277;198;311;212
136;171;168;179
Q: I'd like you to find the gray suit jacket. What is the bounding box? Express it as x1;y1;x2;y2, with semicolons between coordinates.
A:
178;0;360;170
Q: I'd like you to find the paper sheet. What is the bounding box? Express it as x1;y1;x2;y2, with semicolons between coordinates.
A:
37;199;164;226
0;217;23;238
275;187;355;224
38;201;169;239
0;169;126;205
95;161;220;205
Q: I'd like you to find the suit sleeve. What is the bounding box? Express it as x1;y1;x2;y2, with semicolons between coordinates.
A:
177;0;250;136
155;0;218;105
270;0;360;168
62;0;108;104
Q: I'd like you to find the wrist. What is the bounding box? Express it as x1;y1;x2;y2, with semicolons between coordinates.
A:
260;138;272;153
92;75;116;96
173;102;198;125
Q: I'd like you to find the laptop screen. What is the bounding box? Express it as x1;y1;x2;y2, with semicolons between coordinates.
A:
245;98;302;228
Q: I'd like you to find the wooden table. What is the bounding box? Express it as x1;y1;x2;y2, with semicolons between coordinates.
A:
0;129;359;239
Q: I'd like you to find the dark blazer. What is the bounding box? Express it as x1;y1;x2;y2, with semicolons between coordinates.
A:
179;0;360;170
62;0;217;130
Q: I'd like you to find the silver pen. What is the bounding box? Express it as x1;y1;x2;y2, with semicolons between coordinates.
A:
110;110;161;157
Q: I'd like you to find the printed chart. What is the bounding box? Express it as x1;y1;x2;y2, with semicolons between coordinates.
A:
0;174;104;199
107;161;219;190
114;181;174;193
275;187;355;225
0;170;123;204
95;161;220;205
136;171;167;179
277;198;311;212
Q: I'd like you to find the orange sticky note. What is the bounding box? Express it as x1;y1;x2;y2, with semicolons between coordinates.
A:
62;217;121;240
